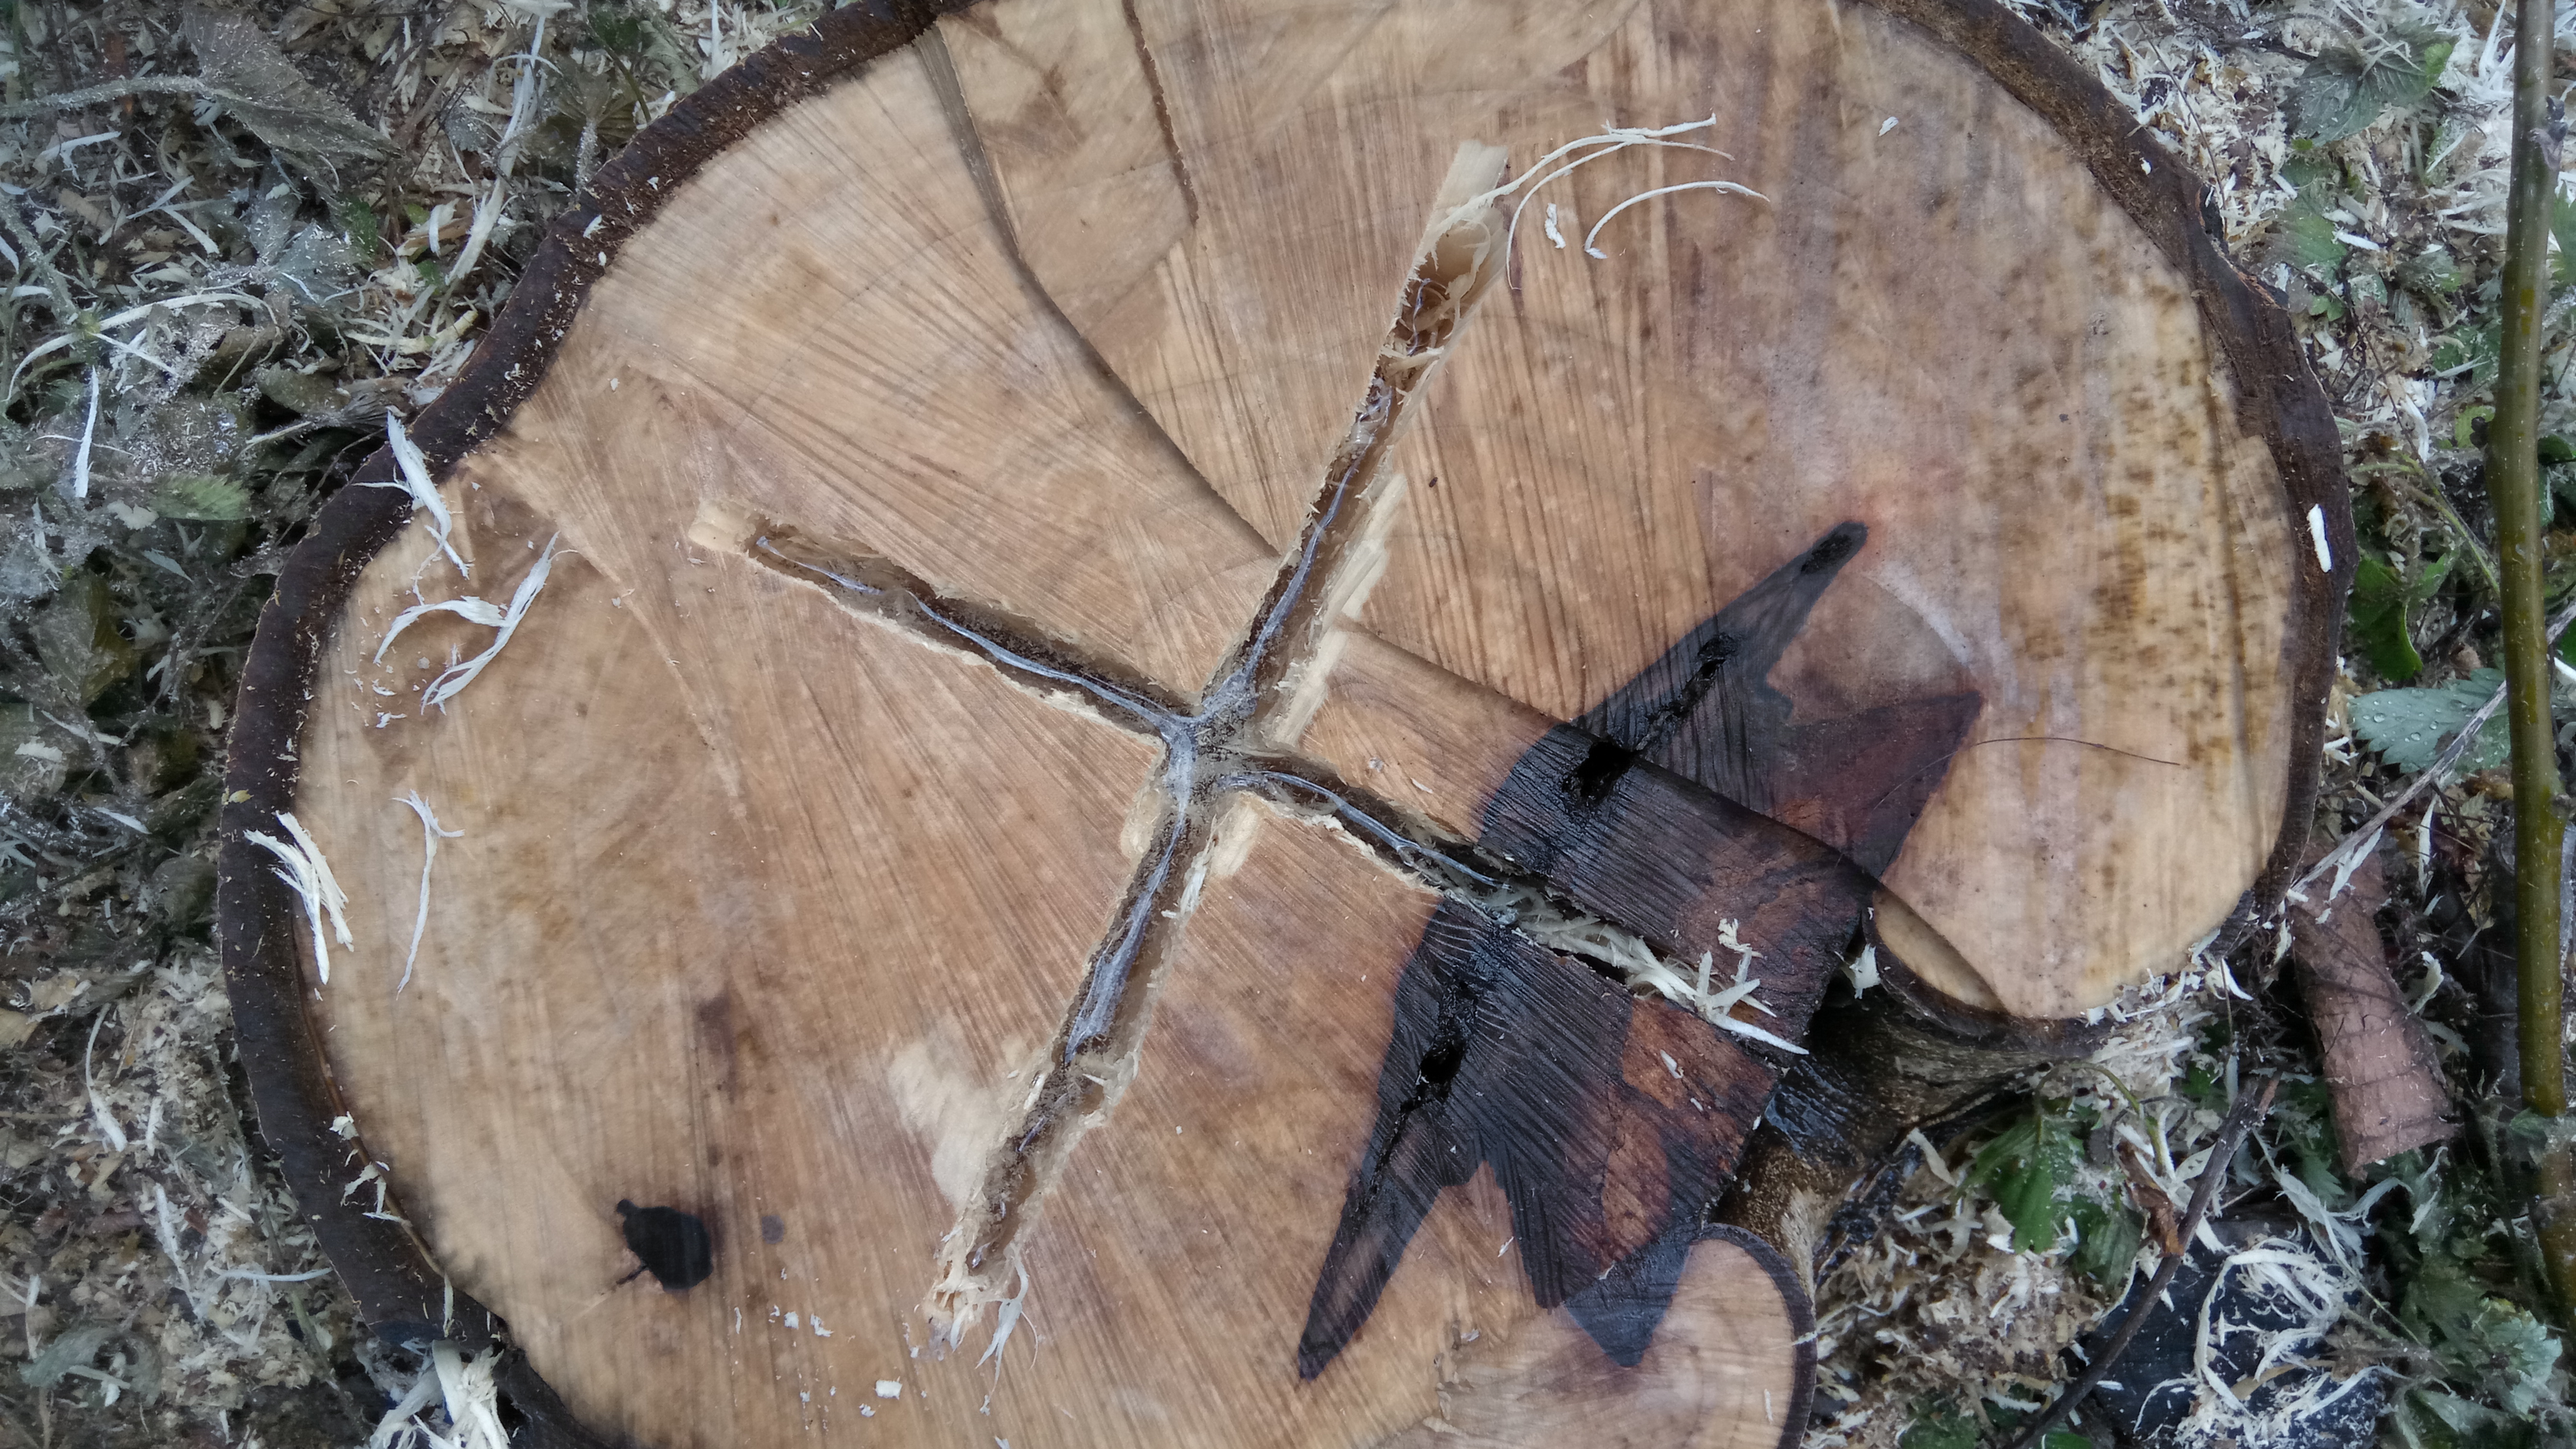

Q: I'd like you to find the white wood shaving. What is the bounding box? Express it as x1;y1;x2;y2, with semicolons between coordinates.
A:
246;811;352;985
1457;115;1739;264
976;1266;1029;1368
7;289;263;391
1905;1127;1956;1186
431;1342;511;1449
1846;943;1880;994
367;411;470;579
1499;891;1806;1052
448;177;506;288
377;597;507;661
393;791;463;992
365;1358;445;1449
374;535;560;710
70;368;97;500
1581;178;1768;258
82;1006;126;1152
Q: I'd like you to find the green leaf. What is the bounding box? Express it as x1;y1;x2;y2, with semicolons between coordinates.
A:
2349;551;2452;681
2379;1150;2453;1254
1967;1110;2078;1253
2555;193;2576;291
30;571;136;706
2351;669;2508;773
1898;1404;1978;1449
2290;26;2456;143
2403;1253;2491;1342
2439;325;2505;400
2548;462;2576;526
2285;193;2348;274
2068;1196;2143;1290
2394;1386;2524;1449
2399;246;2464;299
2181;1059;2223;1110
2405;1252;2564;1416
586;5;647;53
2461;1299;2561;1414
150;475;252;522
334;196;383;265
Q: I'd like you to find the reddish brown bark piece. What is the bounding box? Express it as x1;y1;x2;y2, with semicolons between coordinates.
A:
2290;850;2454;1171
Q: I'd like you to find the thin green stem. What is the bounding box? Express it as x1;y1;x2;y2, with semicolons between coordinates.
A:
2492;0;2576;1315
2495;0;2566;1122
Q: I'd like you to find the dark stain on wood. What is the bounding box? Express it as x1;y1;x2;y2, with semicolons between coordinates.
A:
1301;526;1981;1376
617;1201;715;1290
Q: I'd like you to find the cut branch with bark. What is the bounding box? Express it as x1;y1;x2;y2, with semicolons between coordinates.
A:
2488;0;2576;1318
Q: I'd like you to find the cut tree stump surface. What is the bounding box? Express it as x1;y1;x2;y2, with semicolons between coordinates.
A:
216;0;2344;1446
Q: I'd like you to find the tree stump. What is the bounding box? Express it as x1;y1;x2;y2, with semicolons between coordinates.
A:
218;1;2344;1445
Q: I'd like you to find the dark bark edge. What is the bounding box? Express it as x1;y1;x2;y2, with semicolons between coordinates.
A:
1704;1222;1822;1449
212;0;2345;1438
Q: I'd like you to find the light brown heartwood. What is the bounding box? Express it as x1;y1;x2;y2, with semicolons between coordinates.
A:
216;1;2344;1446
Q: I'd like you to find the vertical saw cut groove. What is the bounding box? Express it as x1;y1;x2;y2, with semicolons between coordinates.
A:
917;145;1517;1346
707;148;1518;1349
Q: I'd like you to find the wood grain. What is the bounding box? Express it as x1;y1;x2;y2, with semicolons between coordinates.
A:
953;0;2310;1019
217;0;2342;1441
498;39;1276;698
299;490;1160;1448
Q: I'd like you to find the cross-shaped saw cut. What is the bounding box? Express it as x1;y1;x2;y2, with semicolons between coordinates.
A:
712;155;1986;1370
720;153;1526;1339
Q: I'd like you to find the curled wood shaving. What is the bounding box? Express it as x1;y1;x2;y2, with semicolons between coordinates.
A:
374;535;561;710
368;411;469;579
245;811;352;985
393;791;463;993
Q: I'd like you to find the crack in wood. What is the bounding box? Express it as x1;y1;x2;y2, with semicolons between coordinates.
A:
1117;0;1197;227
915;23;1264;553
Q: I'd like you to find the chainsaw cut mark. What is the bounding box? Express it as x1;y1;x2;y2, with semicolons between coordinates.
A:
702;147;1515;1346
703;128;1834;1367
